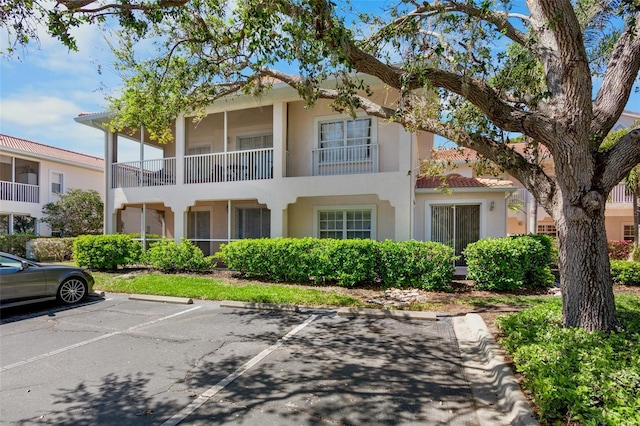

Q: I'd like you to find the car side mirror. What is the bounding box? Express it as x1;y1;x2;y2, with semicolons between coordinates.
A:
20;261;29;271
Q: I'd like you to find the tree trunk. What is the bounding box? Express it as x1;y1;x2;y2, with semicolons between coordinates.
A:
556;200;618;331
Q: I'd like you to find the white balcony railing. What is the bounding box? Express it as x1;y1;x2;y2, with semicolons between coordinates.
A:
609;182;633;204
312;144;379;176
111;158;176;188
0;181;39;203
508;183;633;209
185;148;273;184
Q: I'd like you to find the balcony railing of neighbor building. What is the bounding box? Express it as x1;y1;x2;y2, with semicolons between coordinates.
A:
312;144;379;176
509;183;632;209
184;148;274;184
0;181;39;203
111;158;176;188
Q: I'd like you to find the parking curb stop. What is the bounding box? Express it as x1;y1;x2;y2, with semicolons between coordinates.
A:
129;294;194;305
220;300;300;312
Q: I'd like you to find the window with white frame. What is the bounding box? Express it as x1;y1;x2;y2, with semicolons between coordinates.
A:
537;224;557;237
317;208;374;239
318;118;372;162
238;133;272;150
623;224;635;241
186;145;211;155
51;172;64;194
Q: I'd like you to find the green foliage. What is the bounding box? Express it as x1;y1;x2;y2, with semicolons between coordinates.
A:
633;246;640;263
0;234;35;257
610;260;640;286
28;237;75;261
216;238;455;289
464;235;554;291
608;240;634;260
142;238;214;272
496;296;640;425
376;240;455;290
73;234;142;270
41;189;103;237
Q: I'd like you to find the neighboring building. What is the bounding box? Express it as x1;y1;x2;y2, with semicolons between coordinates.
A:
75;79;516;262
0;134;104;236
432;109;639;242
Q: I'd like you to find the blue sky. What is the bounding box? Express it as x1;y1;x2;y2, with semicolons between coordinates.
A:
1;4;638;161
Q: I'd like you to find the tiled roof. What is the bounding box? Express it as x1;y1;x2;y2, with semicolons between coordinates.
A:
416;174;513;189
432;143;551;162
0;134;104;169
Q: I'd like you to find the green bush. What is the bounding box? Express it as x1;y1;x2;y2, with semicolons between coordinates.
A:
29;238;75;261
142;238;214;272
464;235;554;291
73;234;143;270
376;240;455;290
0;234;35;257
608;240;634;260
496;297;640;425
217;238;455;289
610;260;640;286
632;246;640;262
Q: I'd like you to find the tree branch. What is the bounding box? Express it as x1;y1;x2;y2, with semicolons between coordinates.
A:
57;0;188;13
591;12;640;138
600;125;640;191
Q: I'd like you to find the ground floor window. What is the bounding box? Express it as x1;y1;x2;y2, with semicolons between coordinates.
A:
237;208;270;239
623;224;635;241
0;214;36;235
537;224;557;237
318;208;373;239
188;210;211;255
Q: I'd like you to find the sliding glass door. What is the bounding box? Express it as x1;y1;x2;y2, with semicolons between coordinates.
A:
431;204;480;266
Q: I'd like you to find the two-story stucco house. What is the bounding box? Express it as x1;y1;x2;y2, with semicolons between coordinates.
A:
432;109;640;242
0;134;104;236
75;80;516;263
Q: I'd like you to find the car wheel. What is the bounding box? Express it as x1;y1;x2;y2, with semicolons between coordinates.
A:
57;278;87;304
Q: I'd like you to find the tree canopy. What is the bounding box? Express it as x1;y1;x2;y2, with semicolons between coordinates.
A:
4;0;640;331
41;188;104;237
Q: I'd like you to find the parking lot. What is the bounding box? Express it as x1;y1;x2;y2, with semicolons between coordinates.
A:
1;294;491;425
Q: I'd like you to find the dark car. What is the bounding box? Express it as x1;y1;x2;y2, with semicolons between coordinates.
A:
0;251;94;308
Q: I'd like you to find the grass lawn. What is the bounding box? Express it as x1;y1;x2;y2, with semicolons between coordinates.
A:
92;271;363;307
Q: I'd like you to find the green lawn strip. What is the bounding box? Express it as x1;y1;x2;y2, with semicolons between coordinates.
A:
94;273;362;307
496;295;640;425
460;295;553;308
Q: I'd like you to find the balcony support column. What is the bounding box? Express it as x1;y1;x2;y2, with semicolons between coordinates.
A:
273;102;287;179
175;114;185;185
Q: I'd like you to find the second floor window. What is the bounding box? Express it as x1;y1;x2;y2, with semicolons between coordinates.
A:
319;118;372;162
51;172;64;194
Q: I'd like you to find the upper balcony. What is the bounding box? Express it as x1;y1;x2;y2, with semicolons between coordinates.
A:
508;182;633;211
0;156;40;203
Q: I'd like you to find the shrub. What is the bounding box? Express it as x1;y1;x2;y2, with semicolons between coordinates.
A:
142;238;215;272
0;234;35;257
608;240;633;260
73;234;143;270
217;238;455;289
633;246;640;262
465;235;554;291
497;297;640;425
28;238;75;261
610;260;640;286
376;240;455;290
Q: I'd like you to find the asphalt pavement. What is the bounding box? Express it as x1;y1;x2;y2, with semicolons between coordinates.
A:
0;294;536;425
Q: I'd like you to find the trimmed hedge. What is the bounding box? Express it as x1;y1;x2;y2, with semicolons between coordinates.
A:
142;238;215;272
216;238;456;289
610;260;640;286
0;234;35;257
74;234;143;270
464;235;555;291
28;238;75;261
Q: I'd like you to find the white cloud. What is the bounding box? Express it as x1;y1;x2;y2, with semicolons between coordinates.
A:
1;95;82;126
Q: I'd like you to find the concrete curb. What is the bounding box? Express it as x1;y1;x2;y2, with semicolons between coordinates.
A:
453;313;538;426
219;300;300;312
336;307;438;321
129;294;194;305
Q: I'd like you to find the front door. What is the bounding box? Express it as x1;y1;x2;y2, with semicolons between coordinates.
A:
431;204;480;266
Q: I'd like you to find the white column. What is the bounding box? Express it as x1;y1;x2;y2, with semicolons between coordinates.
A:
394;128;414;241
175;114;185;186
268;202;288;238
272;102;287;179
105;131;115;234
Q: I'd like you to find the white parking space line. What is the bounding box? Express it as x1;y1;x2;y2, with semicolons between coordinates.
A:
162;314;319;426
0;305;202;372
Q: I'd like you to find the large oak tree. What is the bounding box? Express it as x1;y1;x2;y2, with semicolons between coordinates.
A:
4;0;639;331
